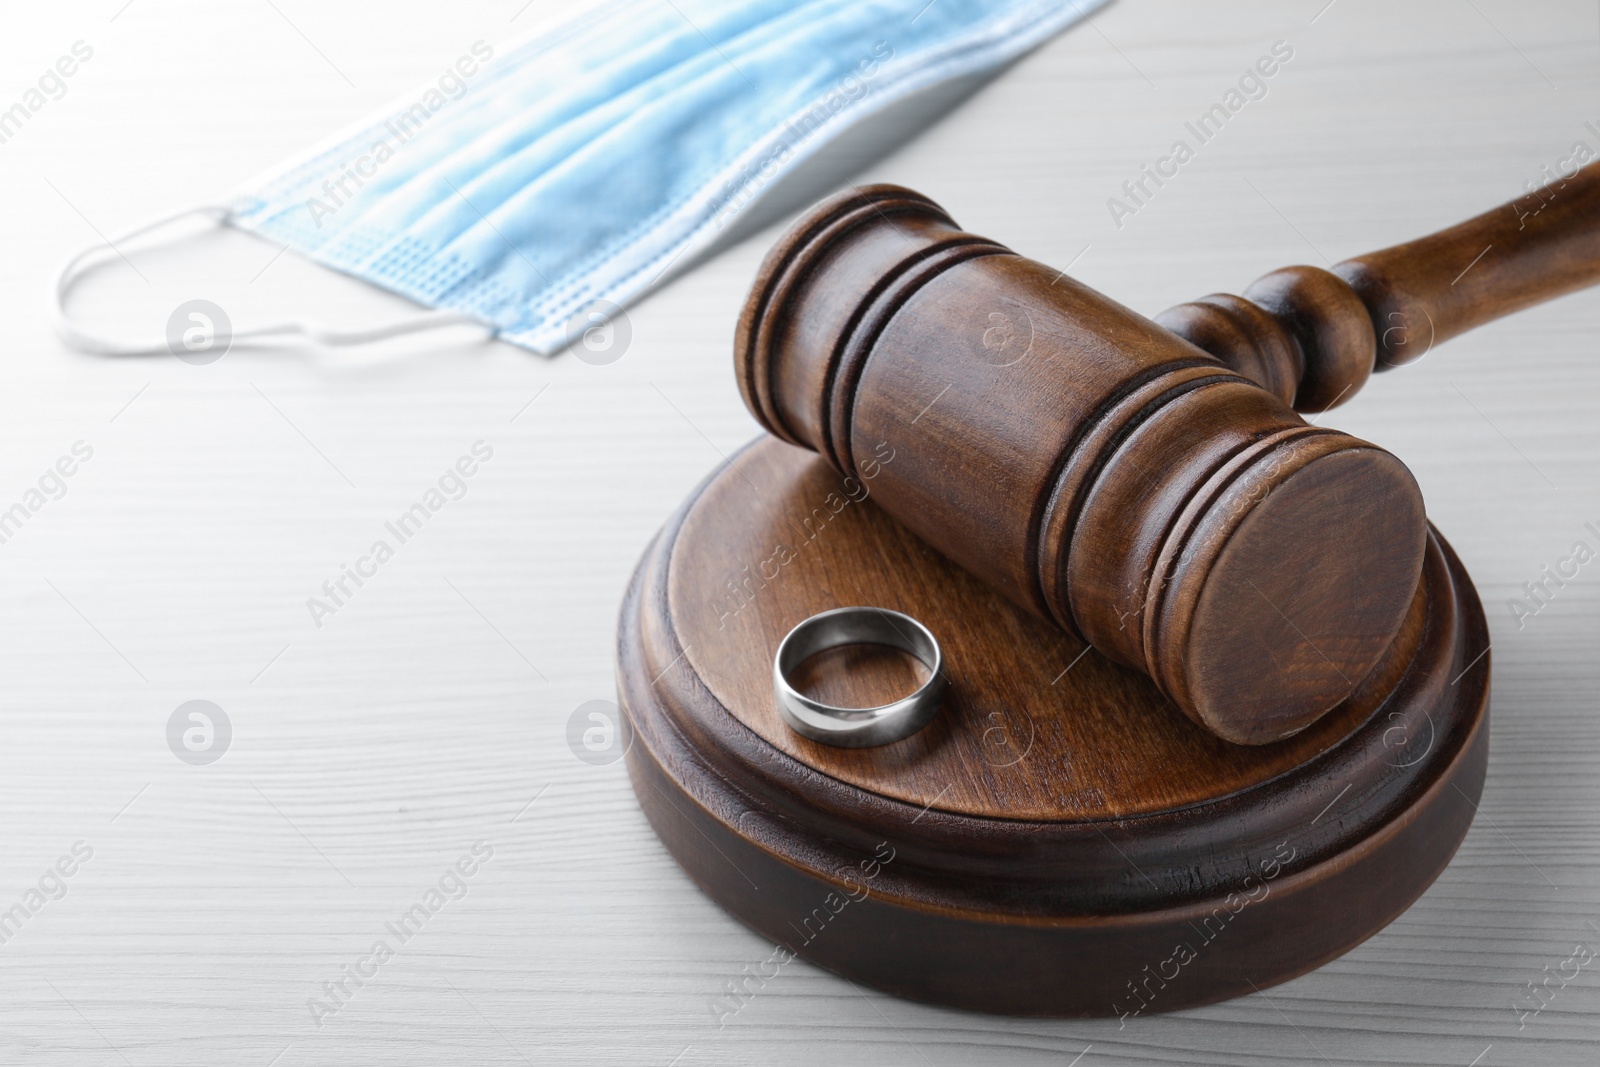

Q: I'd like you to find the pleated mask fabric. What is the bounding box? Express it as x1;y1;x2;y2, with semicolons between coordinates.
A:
58;0;1107;357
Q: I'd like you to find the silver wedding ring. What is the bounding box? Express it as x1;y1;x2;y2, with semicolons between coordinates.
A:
773;607;946;748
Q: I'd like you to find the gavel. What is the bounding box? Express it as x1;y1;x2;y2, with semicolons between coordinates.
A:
735;163;1600;745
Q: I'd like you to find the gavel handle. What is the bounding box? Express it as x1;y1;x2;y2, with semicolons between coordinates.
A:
1157;159;1600;412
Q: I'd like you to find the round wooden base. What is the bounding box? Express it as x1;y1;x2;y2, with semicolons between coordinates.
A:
617;437;1490;1017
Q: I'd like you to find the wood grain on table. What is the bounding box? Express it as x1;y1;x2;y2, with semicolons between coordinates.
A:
0;1;1597;1064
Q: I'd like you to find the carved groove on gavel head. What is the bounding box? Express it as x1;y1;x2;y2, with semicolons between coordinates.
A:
735;185;1428;745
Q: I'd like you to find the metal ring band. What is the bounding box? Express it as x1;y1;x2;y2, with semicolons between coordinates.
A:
772;607;947;748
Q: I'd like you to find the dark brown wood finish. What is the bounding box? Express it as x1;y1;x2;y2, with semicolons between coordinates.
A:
735;167;1600;745
668;440;1421;818
735;186;1427;744
1159;159;1600;406
619;438;1490;1017
610;166;1597;1015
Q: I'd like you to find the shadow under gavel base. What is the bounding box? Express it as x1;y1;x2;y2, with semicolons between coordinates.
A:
617;437;1488;1016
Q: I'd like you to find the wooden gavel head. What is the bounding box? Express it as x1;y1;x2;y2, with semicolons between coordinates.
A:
734;185;1427;744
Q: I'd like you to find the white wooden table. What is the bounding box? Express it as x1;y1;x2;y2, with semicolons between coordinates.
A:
2;1;1597;1063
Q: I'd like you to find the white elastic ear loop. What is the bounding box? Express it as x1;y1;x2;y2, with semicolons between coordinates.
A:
52;205;491;356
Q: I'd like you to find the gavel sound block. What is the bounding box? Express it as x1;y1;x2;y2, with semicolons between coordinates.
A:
619;164;1597;1015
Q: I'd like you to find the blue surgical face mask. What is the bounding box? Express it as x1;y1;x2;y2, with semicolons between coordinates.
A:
55;0;1107;357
